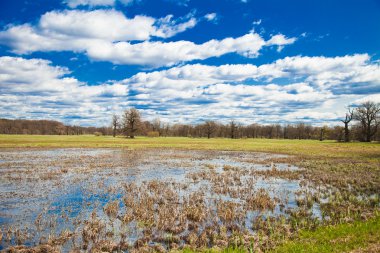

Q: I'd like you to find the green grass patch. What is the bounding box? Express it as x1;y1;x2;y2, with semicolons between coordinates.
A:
177;246;248;253
177;216;380;253
271;215;380;253
0;135;379;162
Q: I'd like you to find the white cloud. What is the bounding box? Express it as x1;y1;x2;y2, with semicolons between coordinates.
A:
266;34;297;52
0;9;297;67
252;19;262;25
0;10;157;54
125;54;376;101
118;54;380;123
153;13;198;38
3;54;377;125
85;33;269;66
122;63;331;106
0;56;72;92
354;94;380;104
0;56;129;96
270;54;380;93
0;56;129;125
0;9;198;53
205;13;218;23
39;9;156;41
124;54;380;90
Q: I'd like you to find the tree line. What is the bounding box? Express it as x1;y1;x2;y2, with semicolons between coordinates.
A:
1;101;378;142
112;101;380;142
0;118;111;135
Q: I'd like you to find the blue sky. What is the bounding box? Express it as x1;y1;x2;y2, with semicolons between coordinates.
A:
0;0;379;126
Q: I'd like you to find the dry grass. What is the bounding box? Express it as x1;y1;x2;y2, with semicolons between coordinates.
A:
0;136;379;252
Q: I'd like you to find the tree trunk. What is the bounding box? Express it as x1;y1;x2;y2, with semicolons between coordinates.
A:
319;129;324;141
366;125;371;142
344;122;349;142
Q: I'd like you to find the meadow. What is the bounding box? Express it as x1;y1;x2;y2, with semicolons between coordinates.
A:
0;135;379;252
0;135;379;160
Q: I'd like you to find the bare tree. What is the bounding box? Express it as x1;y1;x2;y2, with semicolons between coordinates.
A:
341;108;353;142
296;123;306;140
122;108;141;138
163;123;170;137
319;126;328;141
203;120;217;139
229;120;237;139
152;118;162;136
111;114;119;137
354;101;380;142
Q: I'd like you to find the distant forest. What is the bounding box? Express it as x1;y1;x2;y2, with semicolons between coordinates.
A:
0;119;109;136
1;101;379;142
111;101;379;142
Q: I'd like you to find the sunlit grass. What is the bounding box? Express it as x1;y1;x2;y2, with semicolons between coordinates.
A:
177;216;380;253
271;215;380;253
178;246;248;253
0;135;378;161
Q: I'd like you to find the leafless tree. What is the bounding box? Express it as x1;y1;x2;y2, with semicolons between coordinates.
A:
152;118;162;136
203;120;217;139
122;108;141;138
163;123;170;137
354;101;380;142
229;120;237;139
341;108;353;142
111;114;119;137
319;126;328;141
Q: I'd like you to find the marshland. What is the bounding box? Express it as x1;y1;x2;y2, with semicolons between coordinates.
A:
1;0;380;251
0;136;379;252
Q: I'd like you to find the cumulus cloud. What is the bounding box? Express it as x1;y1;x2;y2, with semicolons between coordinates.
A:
270;54;380;93
0;9;296;67
354;94;380;104
153;12;198;38
85;33;270;66
39;9;156;41
123;54;380;92
0;56;72;93
119;54;380;123
0;56;128;97
3;54;377;125
266;34;297;52
0;9;199;53
0;56;129;125
0;9;171;53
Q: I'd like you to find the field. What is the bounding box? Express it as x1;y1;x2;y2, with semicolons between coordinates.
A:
0;135;379;252
0;135;379;160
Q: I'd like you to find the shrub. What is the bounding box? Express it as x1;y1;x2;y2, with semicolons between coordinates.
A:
147;131;160;137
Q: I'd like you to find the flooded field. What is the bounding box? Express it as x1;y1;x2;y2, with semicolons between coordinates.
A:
0;148;358;252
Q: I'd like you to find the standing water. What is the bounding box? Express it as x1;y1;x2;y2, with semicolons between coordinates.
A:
0;148;318;252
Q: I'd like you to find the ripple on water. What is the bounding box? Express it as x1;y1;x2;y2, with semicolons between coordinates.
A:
0;148;316;250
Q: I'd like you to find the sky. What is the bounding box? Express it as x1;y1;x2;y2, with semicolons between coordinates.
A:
0;0;379;127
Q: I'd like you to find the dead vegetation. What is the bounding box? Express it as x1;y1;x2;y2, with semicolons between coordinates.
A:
0;148;378;252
